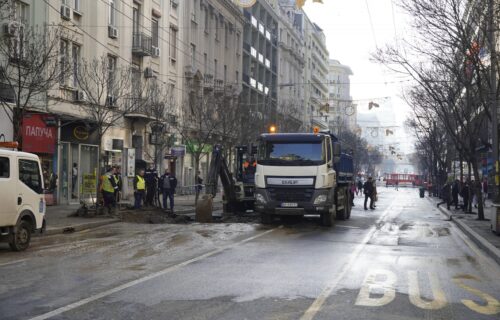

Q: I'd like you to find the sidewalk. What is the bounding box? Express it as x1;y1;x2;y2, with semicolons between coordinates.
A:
43;194;223;235
429;196;500;265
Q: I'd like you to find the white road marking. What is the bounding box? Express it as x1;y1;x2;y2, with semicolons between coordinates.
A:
355;269;397;307
28;227;279;320
0;258;28;267
300;201;396;320
335;224;361;229
408;270;447;310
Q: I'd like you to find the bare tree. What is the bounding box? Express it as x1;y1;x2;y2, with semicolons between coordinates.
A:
276;99;304;133
142;80;177;170
0;22;69;143
373;0;498;219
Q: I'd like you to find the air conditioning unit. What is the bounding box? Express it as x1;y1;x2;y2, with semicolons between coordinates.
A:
60;5;72;20
144;67;154;78
106;95;116;107
74;90;86;102
2;21;20;37
152;46;160;57
108;25;118;39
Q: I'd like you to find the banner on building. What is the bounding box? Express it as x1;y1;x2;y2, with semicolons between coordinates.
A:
127;148;136;177
22;114;57;154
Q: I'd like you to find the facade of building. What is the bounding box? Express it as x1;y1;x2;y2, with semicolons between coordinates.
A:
178;0;244;185
327;59;354;134
276;0;305;132
240;0;279;139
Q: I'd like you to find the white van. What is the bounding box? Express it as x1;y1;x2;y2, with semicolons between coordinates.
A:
0;148;46;251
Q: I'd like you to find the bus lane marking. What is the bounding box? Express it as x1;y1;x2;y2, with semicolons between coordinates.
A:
354;269;397;307
408;270;447;310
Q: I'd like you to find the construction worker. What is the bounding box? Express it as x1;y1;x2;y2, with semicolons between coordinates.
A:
243;157;257;182
114;166;122;203
144;164;158;207
101;167;118;213
133;169;146;209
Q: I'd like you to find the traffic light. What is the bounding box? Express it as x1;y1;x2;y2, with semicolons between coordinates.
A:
386;129;393;136
368;102;379;110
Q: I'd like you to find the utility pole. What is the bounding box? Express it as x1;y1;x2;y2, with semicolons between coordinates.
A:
489;0;498;203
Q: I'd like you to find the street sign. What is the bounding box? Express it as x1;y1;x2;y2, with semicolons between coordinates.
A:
127;148;136;177
81;173;96;194
171;145;186;157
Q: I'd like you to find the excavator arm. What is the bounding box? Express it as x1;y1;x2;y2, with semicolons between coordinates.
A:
205;145;237;203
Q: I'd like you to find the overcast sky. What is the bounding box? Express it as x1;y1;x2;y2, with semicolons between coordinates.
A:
303;0;415;152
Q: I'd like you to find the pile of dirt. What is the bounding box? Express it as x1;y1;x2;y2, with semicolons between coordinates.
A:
119;209;191;224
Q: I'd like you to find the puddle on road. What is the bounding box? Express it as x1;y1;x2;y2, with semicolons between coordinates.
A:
132;248;157;259
196;230;216;238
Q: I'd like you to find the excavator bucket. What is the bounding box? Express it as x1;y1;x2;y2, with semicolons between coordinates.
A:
195;194;213;222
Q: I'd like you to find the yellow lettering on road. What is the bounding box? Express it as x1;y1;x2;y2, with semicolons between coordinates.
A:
355;269;397;307
452;274;500;315
408;271;447;310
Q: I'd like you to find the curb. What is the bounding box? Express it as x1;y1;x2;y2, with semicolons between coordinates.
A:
42;219;121;236
433;199;500;266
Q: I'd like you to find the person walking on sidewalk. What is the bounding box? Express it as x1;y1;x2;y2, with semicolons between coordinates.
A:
395;180;399;191
482;177;488;207
451;179;460;209
363;177;375;210
101;167;118;214
437;182;451;210
357;180;363;197
133;170;146;209
159;169;177;213
461;180;471;213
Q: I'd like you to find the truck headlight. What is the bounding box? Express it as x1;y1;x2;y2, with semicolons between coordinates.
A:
255;193;267;204
314;195;327;205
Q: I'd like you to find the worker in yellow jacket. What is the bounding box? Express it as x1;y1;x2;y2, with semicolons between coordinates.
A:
133;169;146;209
101;166;118;213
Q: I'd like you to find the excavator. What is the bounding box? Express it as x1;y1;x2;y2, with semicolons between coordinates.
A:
196;144;256;220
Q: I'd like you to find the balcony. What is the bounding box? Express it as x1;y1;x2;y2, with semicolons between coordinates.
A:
214;79;224;95
132;33;152;57
203;73;214;91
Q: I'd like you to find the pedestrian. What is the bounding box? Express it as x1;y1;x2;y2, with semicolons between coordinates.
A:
144;164;158;207
461;180;470;213
395;180;399;191
363;177;374;210
72;162;78;198
350;183;356;206
133;169;146;209
437;182;451;210
159;169;177;213
357;180;363;197
195;171;203;195
114;166;122;204
100;166;118;214
372;179;378;208
482;177;488;207
451;179;460;209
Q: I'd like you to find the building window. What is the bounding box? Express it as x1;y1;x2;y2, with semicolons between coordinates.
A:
191;0;197;22
204;8;209;32
204;53;207;74
169;25;177;60
72;44;80;88
236;33;240;54
214;59;217;79
215;17;219;41
59;40;69;85
224;24;228;47
152;19;159;48
235;71;239;84
132;6;140;34
109;0;116;26
107;55;116;96
16;1;29;25
223;65;227;83
74;0;80;12
191;44;196;67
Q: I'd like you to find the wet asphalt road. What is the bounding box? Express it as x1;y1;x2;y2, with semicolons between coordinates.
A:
0;188;499;320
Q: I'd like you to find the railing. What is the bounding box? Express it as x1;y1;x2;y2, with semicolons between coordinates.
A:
132;32;152;56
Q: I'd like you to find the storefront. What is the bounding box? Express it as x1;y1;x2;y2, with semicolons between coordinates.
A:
21;113;58;204
58;121;99;205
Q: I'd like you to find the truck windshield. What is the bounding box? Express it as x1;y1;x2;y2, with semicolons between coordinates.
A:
258;141;324;166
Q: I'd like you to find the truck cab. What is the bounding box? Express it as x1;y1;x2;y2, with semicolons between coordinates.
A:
0;146;46;251
254;132;353;226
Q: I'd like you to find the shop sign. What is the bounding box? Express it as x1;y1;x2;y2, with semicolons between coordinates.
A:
81;173;97;194
61;122;99;145
186;141;212;154
22;114;57;154
171;145;186;157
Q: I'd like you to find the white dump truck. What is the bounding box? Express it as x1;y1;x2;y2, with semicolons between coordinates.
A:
254;131;354;226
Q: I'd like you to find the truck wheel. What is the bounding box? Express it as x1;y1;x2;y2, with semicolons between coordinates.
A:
261;213;273;225
321;211;335;227
9;220;32;252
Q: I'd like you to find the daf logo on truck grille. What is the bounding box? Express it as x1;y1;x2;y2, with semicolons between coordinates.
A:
267;177;314;186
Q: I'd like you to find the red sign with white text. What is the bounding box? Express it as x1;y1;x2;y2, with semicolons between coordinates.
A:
22;114;57;154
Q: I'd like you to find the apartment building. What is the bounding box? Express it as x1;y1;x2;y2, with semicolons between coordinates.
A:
240;0;279;139
177;0;244;184
328;59;354;134
303;15;329;130
276;0;305;132
0;0;180;204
